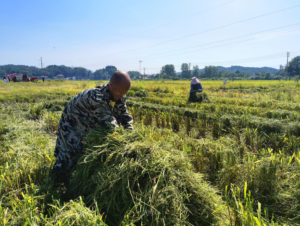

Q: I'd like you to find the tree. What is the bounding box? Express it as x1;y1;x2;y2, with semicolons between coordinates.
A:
181;63;190;79
127;71;140;79
93;65;118;80
0;70;6;77
87;70;92;80
161;64;176;79
203;66;218;78
287;56;300;77
222;71;229;78
105;66;117;77
192;65;200;78
101;72;110;80
235;70;240;74
265;72;271;80
73;67;87;80
94;69;105;80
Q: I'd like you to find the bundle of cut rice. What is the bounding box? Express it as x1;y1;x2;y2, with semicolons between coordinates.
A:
70;126;227;225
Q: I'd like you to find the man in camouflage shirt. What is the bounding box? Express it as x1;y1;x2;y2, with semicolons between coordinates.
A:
51;71;133;178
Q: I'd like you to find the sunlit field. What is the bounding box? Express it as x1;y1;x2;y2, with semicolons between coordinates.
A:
1;80;300;225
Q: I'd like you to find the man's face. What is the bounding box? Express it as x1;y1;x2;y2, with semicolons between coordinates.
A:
109;81;130;101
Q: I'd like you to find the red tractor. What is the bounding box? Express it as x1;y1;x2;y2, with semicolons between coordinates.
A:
8;71;38;82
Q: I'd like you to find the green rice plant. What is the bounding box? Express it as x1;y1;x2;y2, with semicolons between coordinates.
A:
266;133;288;152
212;119;220;139
232;127;241;145
50;105;63;112
129;107;138;121
171;113;180;132
222;117;232;133
188;92;210;103
135;89;149;97
210;104;216;112
224;184;280;226
70;126;228;225
161;112;166;128
43;101;54;109
0;123;9;141
286;135;300;154
126;90;135;97
165;112;170;129
27;103;44;120
44;112;60;133
244;128;266;151
196;119;206;138
185;116;192;136
245;128;254;150
47;197;107;225
143;109;153;126
154;111;160;128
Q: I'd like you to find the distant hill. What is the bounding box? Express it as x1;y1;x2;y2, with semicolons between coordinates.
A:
176;65;278;75
216;65;278;73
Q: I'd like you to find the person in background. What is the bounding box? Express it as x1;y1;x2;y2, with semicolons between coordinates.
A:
3;76;6;83
188;77;203;102
223;78;228;85
42;77;45;82
190;77;203;93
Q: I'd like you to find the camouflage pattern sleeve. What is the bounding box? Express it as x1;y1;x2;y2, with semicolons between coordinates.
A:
89;89;120;129
115;97;134;130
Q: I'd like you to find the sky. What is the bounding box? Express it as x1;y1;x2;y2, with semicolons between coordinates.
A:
0;0;300;74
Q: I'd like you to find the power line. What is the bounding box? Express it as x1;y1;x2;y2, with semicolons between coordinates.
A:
69;0;237;55
63;4;300;63
103;23;300;64
82;28;300;68
134;28;300;62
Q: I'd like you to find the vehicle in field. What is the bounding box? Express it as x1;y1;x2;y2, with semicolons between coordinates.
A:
7;71;38;82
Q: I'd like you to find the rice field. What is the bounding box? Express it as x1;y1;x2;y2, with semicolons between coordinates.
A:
0;80;300;225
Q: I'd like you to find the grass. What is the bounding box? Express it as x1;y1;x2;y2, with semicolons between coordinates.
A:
0;80;300;225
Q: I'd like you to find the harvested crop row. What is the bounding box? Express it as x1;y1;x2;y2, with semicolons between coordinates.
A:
127;101;300;136
135;95;300;121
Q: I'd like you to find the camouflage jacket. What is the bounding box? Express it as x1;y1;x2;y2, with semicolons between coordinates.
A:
54;83;133;170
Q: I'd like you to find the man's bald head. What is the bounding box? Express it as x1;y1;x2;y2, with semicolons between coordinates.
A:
108;71;131;101
110;71;131;85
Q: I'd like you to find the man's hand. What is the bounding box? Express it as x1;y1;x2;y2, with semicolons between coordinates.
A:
198;89;203;92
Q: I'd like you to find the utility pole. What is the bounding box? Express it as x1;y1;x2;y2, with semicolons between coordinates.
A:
40;57;44;79
144;68;145;76
286;52;290;80
139;61;143;74
139;61;143;81
40;57;43;69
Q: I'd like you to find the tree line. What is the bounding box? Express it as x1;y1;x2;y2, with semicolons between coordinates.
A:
159;56;300;80
1;56;299;80
0;65;118;80
0;64;144;80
